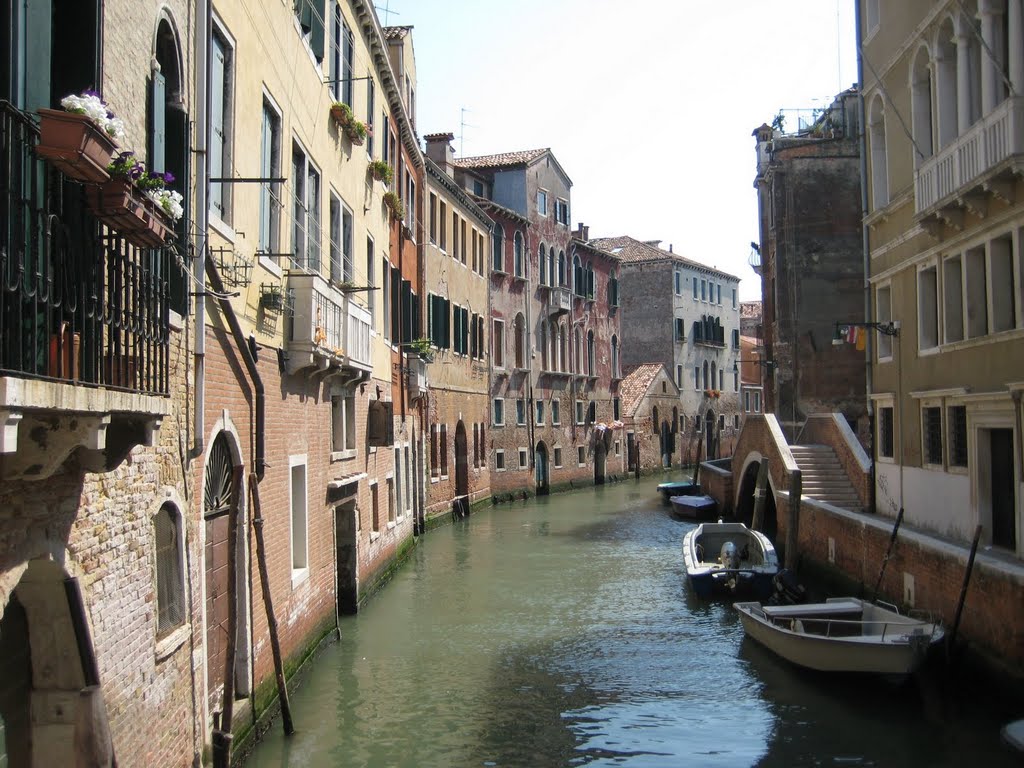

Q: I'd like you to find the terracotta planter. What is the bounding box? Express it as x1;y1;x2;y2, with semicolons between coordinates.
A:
36;108;118;184
345;127;365;146
48;323;81;381
132;201;174;248
86;179;147;235
330;105;351;126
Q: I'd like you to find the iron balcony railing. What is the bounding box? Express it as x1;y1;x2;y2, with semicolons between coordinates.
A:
0;101;171;396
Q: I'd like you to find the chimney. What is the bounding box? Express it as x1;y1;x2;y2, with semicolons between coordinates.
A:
424;132;456;176
575;222;589;241
669;244;673;253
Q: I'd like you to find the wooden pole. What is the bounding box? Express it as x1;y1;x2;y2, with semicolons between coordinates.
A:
785;470;802;570
871;507;904;601
212;466;243;768
949;524;983;652
750;458;770;532
691;431;703;486
250;474;295;735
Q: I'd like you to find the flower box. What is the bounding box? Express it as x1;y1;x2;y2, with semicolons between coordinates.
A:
48;323;80;381
86;179;148;235
35;108;118;184
330;104;352;127
133;201;174;248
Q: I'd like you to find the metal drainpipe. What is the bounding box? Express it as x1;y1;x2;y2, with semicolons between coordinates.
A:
188;0;210;461
205;257;267;480
524;225;534;469
855;0;876;514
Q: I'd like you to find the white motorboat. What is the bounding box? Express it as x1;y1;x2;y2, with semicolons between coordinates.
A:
682;521;779;599
733;597;944;675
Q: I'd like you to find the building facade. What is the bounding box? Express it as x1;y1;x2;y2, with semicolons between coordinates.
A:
594;236;742;464
751;87;866;440
860;0;1024;556
422;135;493;521
1;0;197;764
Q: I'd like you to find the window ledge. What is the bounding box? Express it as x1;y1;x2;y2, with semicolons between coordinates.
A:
440;474;449;481
208;214;236;243
387;520;396;530
430;476;439;484
331;449;357;462
155;623;191;661
370;531;381;542
291;567;309;589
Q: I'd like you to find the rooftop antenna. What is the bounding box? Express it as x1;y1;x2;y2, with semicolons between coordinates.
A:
375;1;399;25
459;106;474;156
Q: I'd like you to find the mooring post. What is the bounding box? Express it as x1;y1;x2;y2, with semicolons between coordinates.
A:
750;458;770;532
785;469;802;570
949;524;983;656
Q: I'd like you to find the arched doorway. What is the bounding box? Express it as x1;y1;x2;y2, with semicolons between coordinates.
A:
454;421;469;517
735;460;778;542
704;409;716;461
594;440;606;485
535;441;550;495
203;431;250;714
660;420;672;467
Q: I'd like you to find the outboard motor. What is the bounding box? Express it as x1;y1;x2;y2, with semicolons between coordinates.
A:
719;541;739;569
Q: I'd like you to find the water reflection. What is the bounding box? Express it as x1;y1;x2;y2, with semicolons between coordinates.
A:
244;475;1016;768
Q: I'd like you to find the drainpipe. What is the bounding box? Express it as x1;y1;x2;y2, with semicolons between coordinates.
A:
205;257;267;480
188;0;210;462
855;0;876;514
524;225;534;469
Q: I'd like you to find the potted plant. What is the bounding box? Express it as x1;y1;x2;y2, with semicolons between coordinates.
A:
86;151;148;234
368;159;393;184
383;191;404;221
329;102;353;127
36;90;125;183
406;338;434;362
344;119;368;146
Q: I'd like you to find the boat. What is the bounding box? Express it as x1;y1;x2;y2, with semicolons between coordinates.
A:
669;493;717;520
682;521;779;599
733;597;945;675
657;480;699;500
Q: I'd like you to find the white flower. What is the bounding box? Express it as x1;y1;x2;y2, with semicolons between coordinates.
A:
147;189;184;221
59;92;125;141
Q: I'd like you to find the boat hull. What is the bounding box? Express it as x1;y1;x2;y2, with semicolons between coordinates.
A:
734;599;944;675
669;494;717;521
682;522;779;600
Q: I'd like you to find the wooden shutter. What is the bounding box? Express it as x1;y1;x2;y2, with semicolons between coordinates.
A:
150;70;166;173
390;267;401;342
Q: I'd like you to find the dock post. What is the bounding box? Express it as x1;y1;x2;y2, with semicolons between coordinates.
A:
785;469;802;569
751;458;770;532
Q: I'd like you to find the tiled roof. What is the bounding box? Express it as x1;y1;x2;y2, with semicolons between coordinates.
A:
382;25;413;40
471;195;529;225
619;363;664;418
453;148;549;170
589;235;740;281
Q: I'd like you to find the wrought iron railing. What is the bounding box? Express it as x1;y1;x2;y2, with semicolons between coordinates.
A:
0;101;170;396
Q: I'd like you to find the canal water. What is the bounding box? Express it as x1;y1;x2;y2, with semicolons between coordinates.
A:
245;475;1018;767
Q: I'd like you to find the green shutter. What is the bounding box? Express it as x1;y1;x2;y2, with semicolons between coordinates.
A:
149;70;166;173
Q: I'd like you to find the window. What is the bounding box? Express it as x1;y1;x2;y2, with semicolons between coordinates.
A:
492;224;504;271
965;245;988;338
292;144;321;272
537;189;548;215
492;319;505;367
869;94;889;209
694;366;701;390
732;288;737;309
911;46;933;160
371;481;380;532
611;335;619;378
613;397;620;421
575;400;585;425
918;265;938;350
495;449;505;471
674;270;682;295
513;231;525;278
382;257;391;342
538;243;547;285
551;400;561;425
692;278;698;300
553;447;563;468
701;279;707;301
516;398;526;426
991;235;1015;333
366;75;375;157
573;255;584;296
587;401;596;425
922;406;943;465
393;448;401;523
332;390;356;455
609;272;619;306
587;330;595;374
460;218;467;264
439;201;448;250
440;424;449;476
675;317;686;341
866;0;879;35
577;446;586;466
717;284;722;304
878;406;894;459
387;476;396;523
430;424;439;477
719;368;724;390
518;447;528;469
555;198;569;225
210;28;234;223
948;405;968;467
732;329;740;348
289;457;308;575
676;364;683;388
329;193;342;282
429;193;437;244
734;368;739;392
258;99;281;260
876;284;893;359
536;400;545;425
493;398;505;426
295;0;325;60
366;236;376;326
328;7;353;105
155;503;185;635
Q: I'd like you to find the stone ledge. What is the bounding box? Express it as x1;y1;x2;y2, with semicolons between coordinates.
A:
0;376;170;416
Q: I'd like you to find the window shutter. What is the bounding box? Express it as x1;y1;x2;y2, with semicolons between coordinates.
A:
401;280;412;343
412;293;421;341
309;4;326;61
390;267;401;342
149;70;166;174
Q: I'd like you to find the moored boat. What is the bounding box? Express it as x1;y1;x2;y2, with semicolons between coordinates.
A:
733;597;944;675
682;521;778;599
669;494;717;520
658;480;699;500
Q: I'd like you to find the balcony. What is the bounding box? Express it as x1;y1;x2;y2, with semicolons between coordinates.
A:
915;96;1024;224
406;354;427;399
287;274;372;374
546;285;572;316
0;102;172;480
693;319;726;348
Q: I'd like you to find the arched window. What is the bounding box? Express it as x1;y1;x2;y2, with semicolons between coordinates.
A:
538;242;547;285
492;223;504;272
587;329;595;375
609;269;619;307
652;406;659;435
962;7;982;126
155;502;185;635
611;335;619;378
710;361;717;390
573;327;582;374
936;17;958;148
573;254;584;296
548;247;556;287
514;313;526;369
558;251;567;286
550;320;558;371
557;323;567;372
585;262;595;299
911;45;934;161
514;231;525;277
703;360;710;391
869;94;889;209
539;321;549;370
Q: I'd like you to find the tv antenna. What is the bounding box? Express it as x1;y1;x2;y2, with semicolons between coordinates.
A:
375;1;399;25
459;107;474;156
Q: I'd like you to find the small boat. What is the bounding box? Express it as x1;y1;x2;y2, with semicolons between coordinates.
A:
657;480;699;500
669;494;718;520
1002;719;1024;754
733;597;945;675
682;521;779;599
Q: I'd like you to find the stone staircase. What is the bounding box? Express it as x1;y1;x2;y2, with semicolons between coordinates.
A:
789;444;863;511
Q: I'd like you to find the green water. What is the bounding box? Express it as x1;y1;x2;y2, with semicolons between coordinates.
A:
244;475;1019;767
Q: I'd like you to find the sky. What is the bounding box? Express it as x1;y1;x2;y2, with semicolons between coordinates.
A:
392;0;859;301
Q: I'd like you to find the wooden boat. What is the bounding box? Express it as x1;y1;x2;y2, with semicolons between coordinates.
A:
669;494;717;520
658;480;699;500
733;597;945;675
682;521;779;599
